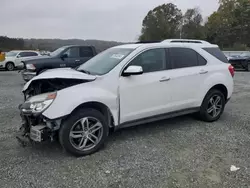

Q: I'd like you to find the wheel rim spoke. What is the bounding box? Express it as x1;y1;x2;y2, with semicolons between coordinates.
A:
212;108;217;117
88;133;99;144
207;106;214;113
216;104;222;110
79;138;88;149
209;97;215;105
89;122;102;133
70;131;83;138
80;118;89;130
214;96;221;105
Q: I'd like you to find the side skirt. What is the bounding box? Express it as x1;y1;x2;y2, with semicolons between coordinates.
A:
116;107;200;130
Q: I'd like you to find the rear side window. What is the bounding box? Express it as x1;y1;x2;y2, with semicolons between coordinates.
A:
197;53;207;66
80;47;94;57
19;52;38;57
203;47;228;63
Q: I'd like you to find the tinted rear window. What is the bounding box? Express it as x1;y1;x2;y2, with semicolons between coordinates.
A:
203;47;228;63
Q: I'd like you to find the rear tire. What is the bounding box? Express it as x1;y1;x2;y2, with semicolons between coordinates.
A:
5;62;15;71
198;89;226;122
59;108;109;157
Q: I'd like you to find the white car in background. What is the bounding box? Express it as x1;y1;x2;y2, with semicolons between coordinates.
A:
0;50;40;71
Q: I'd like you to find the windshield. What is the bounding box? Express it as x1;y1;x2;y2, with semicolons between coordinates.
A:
6;51;18;57
77;48;134;75
49;46;67;57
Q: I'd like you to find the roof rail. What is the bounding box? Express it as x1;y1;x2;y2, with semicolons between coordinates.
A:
135;40;162;44
161;39;211;44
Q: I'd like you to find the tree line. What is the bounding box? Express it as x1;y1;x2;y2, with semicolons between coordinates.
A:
139;0;250;50
1;0;249;51
0;36;123;53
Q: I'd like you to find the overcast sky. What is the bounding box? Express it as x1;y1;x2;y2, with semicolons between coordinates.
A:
0;0;219;42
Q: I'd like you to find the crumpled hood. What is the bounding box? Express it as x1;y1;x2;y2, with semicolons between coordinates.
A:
23;68;97;92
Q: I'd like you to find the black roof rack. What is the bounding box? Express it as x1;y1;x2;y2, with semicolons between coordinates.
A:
170;40;202;43
135;40;162;44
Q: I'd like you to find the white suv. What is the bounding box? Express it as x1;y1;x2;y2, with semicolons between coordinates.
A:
0;50;40;71
18;40;234;156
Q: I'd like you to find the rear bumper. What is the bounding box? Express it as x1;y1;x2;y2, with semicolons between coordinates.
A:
21;70;36;81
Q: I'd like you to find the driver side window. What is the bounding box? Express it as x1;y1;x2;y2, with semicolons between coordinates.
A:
129;48;166;73
64;47;79;58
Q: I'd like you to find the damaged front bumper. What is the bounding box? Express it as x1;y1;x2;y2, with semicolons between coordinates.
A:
17;93;62;145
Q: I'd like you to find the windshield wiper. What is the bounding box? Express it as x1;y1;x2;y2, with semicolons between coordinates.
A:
78;69;91;75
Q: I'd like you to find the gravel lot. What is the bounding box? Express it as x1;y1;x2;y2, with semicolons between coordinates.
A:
0;71;250;188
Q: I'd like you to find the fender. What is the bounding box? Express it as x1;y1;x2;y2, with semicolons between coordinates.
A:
197;71;233;106
42;84;119;125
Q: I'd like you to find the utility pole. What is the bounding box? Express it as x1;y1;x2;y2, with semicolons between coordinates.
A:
180;19;184;39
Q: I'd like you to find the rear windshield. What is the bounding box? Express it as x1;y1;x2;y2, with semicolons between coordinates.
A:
203;47;228;63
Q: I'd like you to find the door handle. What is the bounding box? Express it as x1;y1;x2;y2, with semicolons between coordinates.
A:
159;77;171;82
75;60;80;62
199;70;208;74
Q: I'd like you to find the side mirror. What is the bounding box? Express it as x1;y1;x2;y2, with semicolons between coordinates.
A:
61;53;68;59
122;65;143;76
16;55;21;58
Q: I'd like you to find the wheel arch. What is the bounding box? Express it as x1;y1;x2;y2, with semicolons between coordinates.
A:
5;61;15;66
206;84;228;100
71;101;115;129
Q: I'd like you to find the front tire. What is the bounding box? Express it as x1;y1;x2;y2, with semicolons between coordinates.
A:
246;62;250;72
198;89;226;122
59;108;109;156
5;62;15;71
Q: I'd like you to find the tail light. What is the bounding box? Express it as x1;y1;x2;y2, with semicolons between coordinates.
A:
228;64;235;77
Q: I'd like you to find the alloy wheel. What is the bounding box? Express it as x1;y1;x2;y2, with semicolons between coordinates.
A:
69;117;103;151
207;95;223;118
7;63;14;71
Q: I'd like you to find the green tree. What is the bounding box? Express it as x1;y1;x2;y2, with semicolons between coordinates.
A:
181;8;205;39
205;0;250;48
139;3;182;41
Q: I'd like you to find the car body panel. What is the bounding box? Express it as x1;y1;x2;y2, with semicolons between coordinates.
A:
22;68;97;92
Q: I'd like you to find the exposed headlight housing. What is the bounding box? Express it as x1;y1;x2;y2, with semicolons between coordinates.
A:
27;92;57;114
26;64;36;70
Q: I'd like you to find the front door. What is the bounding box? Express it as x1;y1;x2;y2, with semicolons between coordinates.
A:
119;48;173;124
63;47;81;68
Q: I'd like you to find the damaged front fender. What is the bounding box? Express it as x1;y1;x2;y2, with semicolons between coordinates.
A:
42;85;119;125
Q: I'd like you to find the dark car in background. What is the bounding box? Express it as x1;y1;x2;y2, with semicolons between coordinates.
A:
228;52;250;71
21;45;97;81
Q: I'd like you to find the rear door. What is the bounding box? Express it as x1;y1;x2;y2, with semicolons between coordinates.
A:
79;47;95;66
62;47;81;68
164;47;208;111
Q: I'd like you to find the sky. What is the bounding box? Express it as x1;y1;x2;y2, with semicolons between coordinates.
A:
0;0;219;42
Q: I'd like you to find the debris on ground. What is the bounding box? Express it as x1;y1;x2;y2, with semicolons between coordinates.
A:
230;165;240;172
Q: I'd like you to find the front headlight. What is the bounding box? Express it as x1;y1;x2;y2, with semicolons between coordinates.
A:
28;92;57;113
26;64;36;70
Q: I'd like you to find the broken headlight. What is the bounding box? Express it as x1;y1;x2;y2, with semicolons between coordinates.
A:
27;92;57;113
